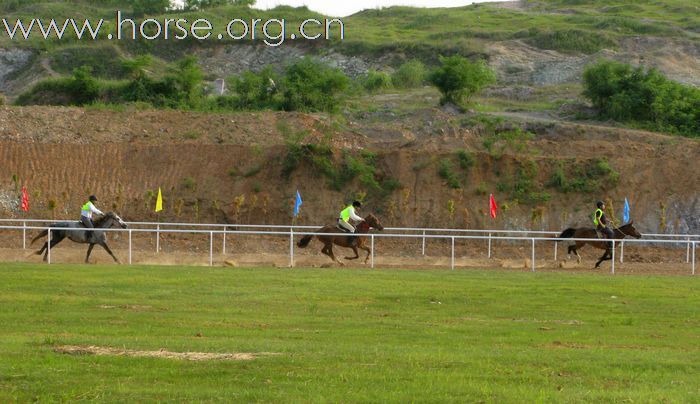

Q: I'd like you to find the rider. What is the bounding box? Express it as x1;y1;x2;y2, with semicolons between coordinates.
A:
593;200;614;239
81;195;103;229
338;201;364;243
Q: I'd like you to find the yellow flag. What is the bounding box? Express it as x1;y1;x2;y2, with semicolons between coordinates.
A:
155;188;163;212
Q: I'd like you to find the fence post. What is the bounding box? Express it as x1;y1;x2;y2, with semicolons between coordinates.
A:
620;240;624;263
47;227;51;265
289;228;294;268
687;238;691;263
531;238;535;272
451;237;455;270
611;240;616;275
128;229;132;265
488;233;492;259
371;234;375;269
222;226;227;256
422;230;426;256
156;224;160;253
554;240;558;261
692;242;695;276
209;231;213;267
22;221;26;249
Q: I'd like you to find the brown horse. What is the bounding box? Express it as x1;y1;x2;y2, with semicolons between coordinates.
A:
297;214;384;265
558;222;642;268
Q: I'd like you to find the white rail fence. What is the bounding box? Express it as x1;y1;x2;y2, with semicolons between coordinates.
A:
0;223;696;275
1;218;698;265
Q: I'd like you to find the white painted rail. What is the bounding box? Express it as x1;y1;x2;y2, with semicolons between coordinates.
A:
1;224;696;275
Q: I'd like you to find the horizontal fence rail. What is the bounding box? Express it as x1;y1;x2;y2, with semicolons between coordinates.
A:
0;224;695;275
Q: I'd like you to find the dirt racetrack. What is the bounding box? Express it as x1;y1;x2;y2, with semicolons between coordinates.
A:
2;231;695;276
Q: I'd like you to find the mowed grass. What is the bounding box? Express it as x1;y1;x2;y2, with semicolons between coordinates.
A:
0;263;698;402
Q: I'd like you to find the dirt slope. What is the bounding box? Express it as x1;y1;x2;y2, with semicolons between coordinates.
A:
0;106;698;235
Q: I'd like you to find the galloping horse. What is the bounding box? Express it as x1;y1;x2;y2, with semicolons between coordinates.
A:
297;214;384;265
31;212;128;264
558;222;641;268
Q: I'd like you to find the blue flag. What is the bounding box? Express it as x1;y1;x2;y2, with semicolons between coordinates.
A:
293;190;302;217
623;198;630;223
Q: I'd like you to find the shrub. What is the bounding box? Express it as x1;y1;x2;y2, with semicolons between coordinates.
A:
392;60;427;89
583;60;700;137
281;58;349;113
429;55;496;106
363;70;392;92
438;159;461;189
228;66;280;110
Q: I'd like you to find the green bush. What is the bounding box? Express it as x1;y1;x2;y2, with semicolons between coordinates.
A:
583;60;700;137
363;70;392;92
547;158;619;193
281;58;349;113
438;159;461;189
392;60;427;89
429;55;496;106
228;66;280;110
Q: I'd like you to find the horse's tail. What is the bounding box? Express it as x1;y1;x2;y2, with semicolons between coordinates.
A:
558;228;576;239
31;230;48;245
297;234;314;248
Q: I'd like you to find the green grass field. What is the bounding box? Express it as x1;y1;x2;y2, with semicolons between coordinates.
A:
0;263;698;402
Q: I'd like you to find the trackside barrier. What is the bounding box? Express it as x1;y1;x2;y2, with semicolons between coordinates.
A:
5;219;699;267
1;225;696;275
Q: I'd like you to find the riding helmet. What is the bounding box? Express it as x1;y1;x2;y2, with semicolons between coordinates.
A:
89;195;98;202
353;201;362;208
596;200;604;208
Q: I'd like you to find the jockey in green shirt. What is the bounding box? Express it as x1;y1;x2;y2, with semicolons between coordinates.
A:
593;200;614;239
338;201;363;233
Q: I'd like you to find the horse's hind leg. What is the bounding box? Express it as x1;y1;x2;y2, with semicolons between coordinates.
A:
324;244;344;266
35;242;47;256
85;243;95;263
42;237;63;262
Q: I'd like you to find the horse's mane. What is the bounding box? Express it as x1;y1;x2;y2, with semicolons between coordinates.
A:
93;212;114;226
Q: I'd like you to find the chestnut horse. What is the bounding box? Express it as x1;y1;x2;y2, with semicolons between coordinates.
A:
558;222;641;268
297;214;384;265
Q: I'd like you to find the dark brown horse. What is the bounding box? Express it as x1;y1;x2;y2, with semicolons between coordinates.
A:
558;222;642;268
31;212;128;264
297;214;384;265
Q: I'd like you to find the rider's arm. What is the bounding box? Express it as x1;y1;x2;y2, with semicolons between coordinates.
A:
90;203;103;216
349;208;363;222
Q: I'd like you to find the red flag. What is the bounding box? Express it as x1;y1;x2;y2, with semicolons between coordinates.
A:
489;194;497;219
21;186;29;212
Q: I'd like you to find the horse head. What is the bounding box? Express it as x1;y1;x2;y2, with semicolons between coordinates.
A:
620;221;641;239
364;213;384;231
98;212;128;229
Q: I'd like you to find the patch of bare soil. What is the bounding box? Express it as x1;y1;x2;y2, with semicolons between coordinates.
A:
53;345;279;361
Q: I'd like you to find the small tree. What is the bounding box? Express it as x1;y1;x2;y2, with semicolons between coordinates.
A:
69;66;100;105
429;56;495;106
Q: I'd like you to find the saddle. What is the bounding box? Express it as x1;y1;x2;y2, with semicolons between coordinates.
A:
336;225;357;246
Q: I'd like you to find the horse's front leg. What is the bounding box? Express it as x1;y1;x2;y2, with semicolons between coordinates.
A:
344;246;360;260
595;249;611;269
359;244;371;264
100;242;121;264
